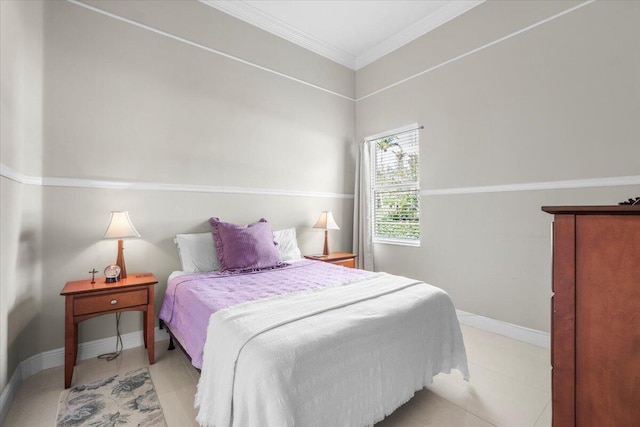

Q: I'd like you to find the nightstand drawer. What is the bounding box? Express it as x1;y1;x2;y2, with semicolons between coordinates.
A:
74;289;148;316
331;258;355;268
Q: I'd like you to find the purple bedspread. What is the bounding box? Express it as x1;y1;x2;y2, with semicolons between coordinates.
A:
158;260;373;369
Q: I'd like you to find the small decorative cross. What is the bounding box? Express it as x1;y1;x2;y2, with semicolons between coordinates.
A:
89;268;98;284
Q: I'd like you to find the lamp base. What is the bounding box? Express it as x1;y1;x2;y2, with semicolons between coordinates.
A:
323;229;330;256
116;239;128;279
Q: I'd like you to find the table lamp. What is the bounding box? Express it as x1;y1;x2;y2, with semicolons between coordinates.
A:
103;211;140;280
313;211;340;256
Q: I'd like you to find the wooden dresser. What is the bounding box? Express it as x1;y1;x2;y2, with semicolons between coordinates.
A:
542;206;640;427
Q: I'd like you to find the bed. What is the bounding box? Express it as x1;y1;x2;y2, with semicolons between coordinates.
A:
158;223;469;427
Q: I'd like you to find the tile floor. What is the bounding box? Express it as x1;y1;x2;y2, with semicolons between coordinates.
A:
3;325;551;426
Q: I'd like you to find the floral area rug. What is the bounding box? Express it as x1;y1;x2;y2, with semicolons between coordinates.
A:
55;367;167;426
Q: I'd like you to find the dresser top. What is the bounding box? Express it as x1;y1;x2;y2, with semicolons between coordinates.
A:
542;205;640;215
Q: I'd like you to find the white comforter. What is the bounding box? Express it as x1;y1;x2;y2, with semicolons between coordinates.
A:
195;272;469;427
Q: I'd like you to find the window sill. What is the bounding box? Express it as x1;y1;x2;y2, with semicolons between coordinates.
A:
373;238;420;247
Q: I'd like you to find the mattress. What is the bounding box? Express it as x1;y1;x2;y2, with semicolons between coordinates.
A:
158;260;372;369
159;260;469;426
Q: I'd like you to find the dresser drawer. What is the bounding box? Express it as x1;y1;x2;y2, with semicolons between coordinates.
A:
74;289;148;316
331;258;356;268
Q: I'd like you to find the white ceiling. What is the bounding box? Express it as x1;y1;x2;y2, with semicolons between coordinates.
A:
201;1;483;70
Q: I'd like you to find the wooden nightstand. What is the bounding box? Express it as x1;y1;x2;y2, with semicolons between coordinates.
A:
60;273;158;388
304;252;357;268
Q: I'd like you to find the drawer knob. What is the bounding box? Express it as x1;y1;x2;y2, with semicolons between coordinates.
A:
110;299;118;305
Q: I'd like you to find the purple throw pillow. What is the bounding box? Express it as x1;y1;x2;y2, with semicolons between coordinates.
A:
209;217;282;272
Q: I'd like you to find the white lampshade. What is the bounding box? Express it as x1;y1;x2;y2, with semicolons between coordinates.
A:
313;211;340;230
103;211;141;239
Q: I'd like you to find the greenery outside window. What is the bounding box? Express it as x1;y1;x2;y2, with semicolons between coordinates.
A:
369;125;420;246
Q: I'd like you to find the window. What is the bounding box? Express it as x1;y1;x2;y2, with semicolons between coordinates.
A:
369;125;420;245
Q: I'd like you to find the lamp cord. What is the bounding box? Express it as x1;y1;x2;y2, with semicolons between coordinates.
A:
98;312;123;361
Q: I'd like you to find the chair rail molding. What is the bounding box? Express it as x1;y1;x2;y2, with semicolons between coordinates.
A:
0;163;354;199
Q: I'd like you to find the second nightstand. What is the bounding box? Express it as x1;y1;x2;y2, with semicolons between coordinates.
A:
304;252;357;268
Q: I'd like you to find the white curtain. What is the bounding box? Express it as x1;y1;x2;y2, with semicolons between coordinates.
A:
352;140;374;271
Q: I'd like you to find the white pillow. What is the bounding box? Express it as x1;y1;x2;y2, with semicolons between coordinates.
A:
273;228;302;261
174;232;219;273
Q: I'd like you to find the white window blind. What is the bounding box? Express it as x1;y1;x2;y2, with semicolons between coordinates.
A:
370;126;420;245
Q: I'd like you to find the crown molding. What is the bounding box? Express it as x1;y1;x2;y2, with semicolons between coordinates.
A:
356;1;483;70
201;1;483;71
66;0;354;101
357;0;595;101
201;0;356;69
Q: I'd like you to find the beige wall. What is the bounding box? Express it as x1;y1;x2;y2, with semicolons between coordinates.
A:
1;0;45;393
0;0;355;393
356;0;640;332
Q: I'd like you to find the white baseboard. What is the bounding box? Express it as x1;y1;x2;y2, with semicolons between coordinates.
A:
19;327;170;379
0;326;170;425
0;368;21;426
456;310;550;349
